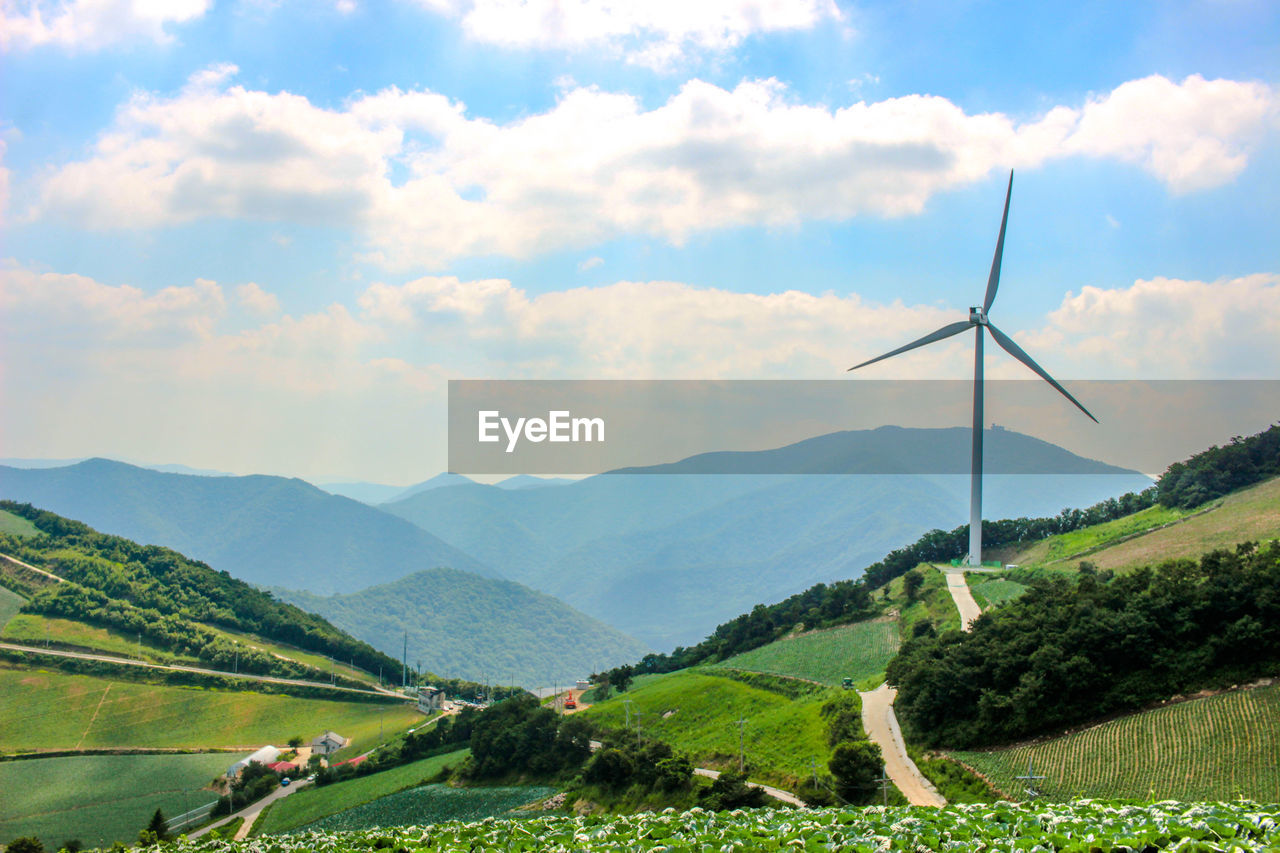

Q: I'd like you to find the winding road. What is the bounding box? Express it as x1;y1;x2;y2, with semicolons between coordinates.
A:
858;683;946;807
940;568;983;632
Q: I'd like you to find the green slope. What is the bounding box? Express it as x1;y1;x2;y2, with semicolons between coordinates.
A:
580;669;834;789
274;568;651;688
950;683;1280;803
0;666;418;753
711;618;899;686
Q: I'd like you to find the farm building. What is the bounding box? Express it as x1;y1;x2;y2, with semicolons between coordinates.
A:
312;730;346;755
227;745;281;777
267;761;297;773
418;685;444;712
576;680;592;691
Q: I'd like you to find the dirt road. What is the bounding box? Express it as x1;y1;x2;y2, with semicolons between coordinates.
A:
859;683;945;807
692;767;805;806
940;569;983;631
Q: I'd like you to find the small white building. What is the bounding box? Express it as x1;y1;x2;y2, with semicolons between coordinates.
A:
575;680;592;691
227;745;281;777
311;730;347;756
418;685;443;713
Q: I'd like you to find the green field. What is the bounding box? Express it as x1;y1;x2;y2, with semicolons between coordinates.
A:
950;684;1280;802
581;670;833;789
1;613;183;663
295;784;556;834
711;618;899;686
0;666;420;753
0;510;39;537
0;584;25;629
886;564;961;634
208;624;381;689
258;748;471;834
0;751;245;847
966;577;1027;610
1003;503;1194;567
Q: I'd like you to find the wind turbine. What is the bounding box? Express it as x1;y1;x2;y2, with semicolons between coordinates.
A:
847;170;1097;567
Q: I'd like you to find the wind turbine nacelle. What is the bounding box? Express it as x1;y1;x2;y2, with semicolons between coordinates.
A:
969;307;987;325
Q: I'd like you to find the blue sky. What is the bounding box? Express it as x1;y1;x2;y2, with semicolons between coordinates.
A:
1;0;1278;481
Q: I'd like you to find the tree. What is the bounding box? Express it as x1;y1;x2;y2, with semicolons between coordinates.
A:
829;740;883;804
607;664;634;693
288;734;304;748
145;806;170;841
6;838;44;853
700;769;767;810
902;569;924;602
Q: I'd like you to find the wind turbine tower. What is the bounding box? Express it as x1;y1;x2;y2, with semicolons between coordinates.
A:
848;171;1097;566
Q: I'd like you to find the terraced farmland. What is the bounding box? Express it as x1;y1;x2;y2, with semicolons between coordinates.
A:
950;683;1280;802
0;751;242;847
711;618;900;686
0;667;419;753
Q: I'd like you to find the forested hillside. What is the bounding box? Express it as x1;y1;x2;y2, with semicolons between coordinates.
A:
888;540;1280;748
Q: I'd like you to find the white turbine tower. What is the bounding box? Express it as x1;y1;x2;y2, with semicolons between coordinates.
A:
848;171;1097;567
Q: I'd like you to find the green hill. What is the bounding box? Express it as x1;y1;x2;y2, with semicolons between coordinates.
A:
950;682;1280;802
275;568;651;688
580;669;842;789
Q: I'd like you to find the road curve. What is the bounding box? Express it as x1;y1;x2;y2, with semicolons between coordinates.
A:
692;767;805;807
859;683;945;807
0;642;401;698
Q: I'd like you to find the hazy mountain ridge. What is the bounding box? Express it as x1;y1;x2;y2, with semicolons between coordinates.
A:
273;567;651;686
0;459;494;595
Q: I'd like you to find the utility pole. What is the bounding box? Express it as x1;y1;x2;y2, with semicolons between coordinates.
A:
1015;759;1046;799
402;632;408;690
734;719;748;772
623;699;633;729
875;765;891;807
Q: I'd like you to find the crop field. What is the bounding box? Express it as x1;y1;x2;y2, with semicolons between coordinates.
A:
0;667;420;753
258;748;471;834
0;584;25;629
0;510;39;537
711;618;900;686
580;670;832;789
950;684;1280;803
160;801;1280;851
0;751;243;848
295;785;557;834
966;577;1027;610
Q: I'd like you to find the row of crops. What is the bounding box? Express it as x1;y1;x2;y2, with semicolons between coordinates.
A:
170;801;1278;851
951;684;1280;803
297;785;558;833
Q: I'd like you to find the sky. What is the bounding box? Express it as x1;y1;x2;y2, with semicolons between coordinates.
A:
1;0;1278;483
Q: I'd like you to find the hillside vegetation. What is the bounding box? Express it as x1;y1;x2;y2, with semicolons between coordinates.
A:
889;540;1280;748
951;682;1280;802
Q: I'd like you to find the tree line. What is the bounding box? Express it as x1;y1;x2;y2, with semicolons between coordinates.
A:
1155;423;1280;509
888;540;1280;749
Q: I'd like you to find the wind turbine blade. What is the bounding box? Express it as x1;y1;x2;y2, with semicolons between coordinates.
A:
983;170;1013;314
987;323;1098;423
847;321;974;371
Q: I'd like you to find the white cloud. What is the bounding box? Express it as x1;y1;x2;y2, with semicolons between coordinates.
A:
578;256;604;271
27;70;1280;268
1;0;210;51
4;261;1278;478
413;0;842;69
235;281;280;316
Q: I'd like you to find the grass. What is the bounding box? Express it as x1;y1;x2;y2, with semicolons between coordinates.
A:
1003;503;1195;567
256;748;471;834
0;585;25;630
580;669;834;790
208;817;244;839
882;564;960;635
949;683;1280;803
206;625;382;689
295;784;557;833
0;510;39;537
711;618;900;686
0;751;243;848
966;577;1027;610
2;613;182;663
0;665;421;753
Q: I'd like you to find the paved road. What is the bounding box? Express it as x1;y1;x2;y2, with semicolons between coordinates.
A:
859;683;945;807
0;641;401;698
189;777;313;840
940;569;983;631
691;767;805;807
